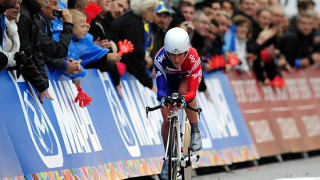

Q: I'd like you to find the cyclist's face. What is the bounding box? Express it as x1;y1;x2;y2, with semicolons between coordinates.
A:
168;52;185;68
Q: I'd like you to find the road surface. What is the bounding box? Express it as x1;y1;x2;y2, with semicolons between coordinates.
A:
130;152;320;180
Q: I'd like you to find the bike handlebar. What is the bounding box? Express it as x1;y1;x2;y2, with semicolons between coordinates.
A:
146;103;202;118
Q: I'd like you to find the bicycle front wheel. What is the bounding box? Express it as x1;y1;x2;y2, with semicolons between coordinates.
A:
181;120;192;180
168;116;178;180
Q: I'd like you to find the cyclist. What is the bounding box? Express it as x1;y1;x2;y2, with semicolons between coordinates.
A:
154;27;202;180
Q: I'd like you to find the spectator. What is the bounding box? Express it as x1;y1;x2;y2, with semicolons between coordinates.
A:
177;1;194;34
280;13;318;68
219;11;231;38
1;0;21;70
246;5;283;84
68;0;91;9
66;0;123;96
17;0;53;103
234;0;257;18
230;15;252;76
191;10;211;97
90;0;129;50
270;4;285;37
38;0;81;76
233;0;259;31
109;0;129;20
58;9;88;84
219;11;232;53
289;0;315;31
180;0;195;6
195;1;214;21
0;0;21;71
257;0;269;9
179;1;194;22
166;0;186;29
282;14;290;33
111;0;158;92
202;19;221;72
150;1;173;60
221;0;234;17
209;0;221;20
200;0;221;21
191;10;210;55
252;9;272;42
307;10;320;32
252;5;285;83
89;0;113;48
269;0;280;5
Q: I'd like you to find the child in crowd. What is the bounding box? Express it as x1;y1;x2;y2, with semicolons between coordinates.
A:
67;9;123;97
56;9;86;85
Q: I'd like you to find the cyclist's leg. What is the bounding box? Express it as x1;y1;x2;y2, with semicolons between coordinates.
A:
179;78;202;152
161;76;180;149
161;108;171;149
160;77;179;180
178;77;198;124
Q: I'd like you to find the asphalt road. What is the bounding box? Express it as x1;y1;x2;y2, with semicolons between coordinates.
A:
129;152;320;180
193;153;320;180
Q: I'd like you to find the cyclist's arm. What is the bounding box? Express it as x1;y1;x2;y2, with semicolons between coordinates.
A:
154;59;167;100
184;59;202;102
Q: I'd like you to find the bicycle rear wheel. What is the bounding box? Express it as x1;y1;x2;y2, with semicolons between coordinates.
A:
168;116;178;180
181;120;192;180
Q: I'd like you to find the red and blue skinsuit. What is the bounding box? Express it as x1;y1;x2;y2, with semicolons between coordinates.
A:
154;46;202;102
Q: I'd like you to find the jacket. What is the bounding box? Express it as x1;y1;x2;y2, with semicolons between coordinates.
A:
111;11;153;89
17;0;48;92
37;12;73;70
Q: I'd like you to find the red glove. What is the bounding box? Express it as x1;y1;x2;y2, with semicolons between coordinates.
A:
227;53;240;66
75;85;92;107
117;39;134;56
269;75;285;88
84;2;102;24
208;55;220;69
116;62;126;77
217;55;226;68
260;49;272;63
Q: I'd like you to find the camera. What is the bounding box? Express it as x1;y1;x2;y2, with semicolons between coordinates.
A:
53;9;63;17
184;23;192;30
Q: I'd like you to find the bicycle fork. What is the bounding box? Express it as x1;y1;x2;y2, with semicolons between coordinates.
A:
165;115;180;162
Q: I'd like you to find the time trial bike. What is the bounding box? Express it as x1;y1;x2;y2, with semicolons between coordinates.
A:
146;93;202;180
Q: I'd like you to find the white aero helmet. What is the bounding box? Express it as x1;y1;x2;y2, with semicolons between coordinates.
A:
164;27;190;54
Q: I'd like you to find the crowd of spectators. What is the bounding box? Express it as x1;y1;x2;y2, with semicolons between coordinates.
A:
0;0;319;103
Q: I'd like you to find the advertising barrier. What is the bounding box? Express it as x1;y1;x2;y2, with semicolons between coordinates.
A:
283;69;320;151
197;72;258;166
0;69;258;179
227;68;320;157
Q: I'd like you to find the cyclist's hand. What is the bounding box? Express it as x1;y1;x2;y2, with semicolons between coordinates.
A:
161;96;170;108
176;95;186;109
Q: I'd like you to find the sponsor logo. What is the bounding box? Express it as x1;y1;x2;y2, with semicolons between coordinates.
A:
156;71;162;77
48;80;102;155
9;72;63;168
157;54;165;63
172;48;180;53
99;72;141;157
191;69;202;80
189;54;196;63
197;78;239;149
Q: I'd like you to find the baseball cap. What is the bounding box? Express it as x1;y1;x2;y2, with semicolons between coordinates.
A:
156;1;172;14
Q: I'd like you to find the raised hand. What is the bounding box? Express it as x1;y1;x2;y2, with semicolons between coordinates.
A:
117;39;134;56
84;2;102;24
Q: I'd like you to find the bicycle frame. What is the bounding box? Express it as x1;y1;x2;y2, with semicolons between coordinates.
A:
146;94;201;180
